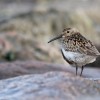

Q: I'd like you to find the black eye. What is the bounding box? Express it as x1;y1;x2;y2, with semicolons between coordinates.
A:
67;31;69;33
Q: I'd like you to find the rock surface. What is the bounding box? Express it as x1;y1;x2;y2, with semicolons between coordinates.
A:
0;60;100;100
0;60;100;80
0;72;100;100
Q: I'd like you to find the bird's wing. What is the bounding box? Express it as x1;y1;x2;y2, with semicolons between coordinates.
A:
77;40;100;56
65;33;100;56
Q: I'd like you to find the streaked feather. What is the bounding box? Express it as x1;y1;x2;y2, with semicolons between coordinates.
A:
62;32;100;56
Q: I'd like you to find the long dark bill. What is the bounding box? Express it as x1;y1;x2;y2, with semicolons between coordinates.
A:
48;34;63;43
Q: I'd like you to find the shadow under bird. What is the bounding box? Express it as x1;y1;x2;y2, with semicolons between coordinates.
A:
48;28;100;76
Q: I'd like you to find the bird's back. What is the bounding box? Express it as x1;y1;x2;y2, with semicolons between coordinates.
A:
61;32;100;56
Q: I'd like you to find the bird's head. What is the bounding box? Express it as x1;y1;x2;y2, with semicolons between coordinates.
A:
48;28;78;43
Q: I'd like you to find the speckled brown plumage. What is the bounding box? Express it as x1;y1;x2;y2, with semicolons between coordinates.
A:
48;28;100;76
61;32;100;56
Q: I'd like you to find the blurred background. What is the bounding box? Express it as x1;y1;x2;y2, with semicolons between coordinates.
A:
0;0;100;67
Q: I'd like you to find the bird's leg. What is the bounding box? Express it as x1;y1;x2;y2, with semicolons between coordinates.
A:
80;66;84;76
76;65;78;75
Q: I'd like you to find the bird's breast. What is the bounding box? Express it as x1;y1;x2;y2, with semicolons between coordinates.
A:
61;48;96;66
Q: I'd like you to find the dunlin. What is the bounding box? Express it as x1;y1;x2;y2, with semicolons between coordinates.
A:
48;28;100;76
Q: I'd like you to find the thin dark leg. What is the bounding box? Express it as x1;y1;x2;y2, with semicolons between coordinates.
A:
80;66;84;76
76;66;78;75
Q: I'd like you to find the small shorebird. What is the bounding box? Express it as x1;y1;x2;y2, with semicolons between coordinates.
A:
48;28;100;76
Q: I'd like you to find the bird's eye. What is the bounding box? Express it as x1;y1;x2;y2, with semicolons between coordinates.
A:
67;31;69;33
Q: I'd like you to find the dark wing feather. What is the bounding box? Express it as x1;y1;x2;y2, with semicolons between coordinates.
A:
65;33;100;56
83;40;100;56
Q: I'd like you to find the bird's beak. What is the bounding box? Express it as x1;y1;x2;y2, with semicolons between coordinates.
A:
48;34;63;43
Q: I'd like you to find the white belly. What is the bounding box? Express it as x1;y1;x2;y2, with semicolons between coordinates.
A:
61;48;96;66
